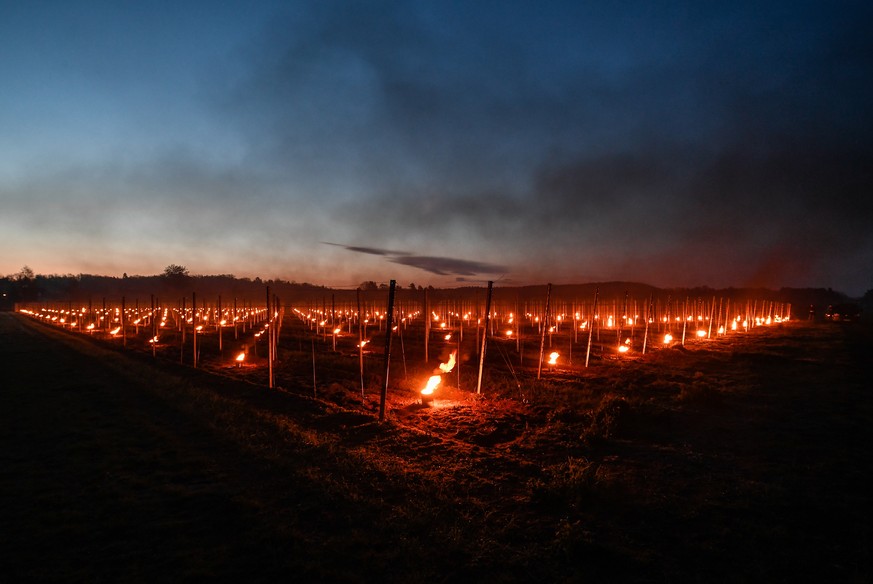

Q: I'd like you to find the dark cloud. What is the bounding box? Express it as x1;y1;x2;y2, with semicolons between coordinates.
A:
389;255;508;277
325;242;507;277
321;242;410;257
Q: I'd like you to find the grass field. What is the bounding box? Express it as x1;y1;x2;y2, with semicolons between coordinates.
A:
1;312;870;582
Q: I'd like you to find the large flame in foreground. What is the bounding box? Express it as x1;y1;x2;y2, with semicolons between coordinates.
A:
421;375;441;396
421;351;457;397
548;351;559;365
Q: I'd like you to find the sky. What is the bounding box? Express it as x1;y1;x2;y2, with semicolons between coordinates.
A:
2;0;871;296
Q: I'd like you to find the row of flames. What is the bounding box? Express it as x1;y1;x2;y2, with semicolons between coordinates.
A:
19;305;269;368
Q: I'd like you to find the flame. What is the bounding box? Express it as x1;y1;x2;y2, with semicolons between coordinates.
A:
439;350;457;374
421;375;441;395
548;351;559;365
235;352;245;362
110;327;121;336
663;333;673;344
421;351;457;397
618;338;631;353
696;330;707;338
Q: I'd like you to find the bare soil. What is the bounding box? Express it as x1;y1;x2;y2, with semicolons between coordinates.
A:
1;312;870;582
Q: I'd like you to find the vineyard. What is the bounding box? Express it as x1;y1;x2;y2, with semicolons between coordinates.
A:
5;284;871;582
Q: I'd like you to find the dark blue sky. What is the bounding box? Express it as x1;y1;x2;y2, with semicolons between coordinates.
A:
2;1;871;295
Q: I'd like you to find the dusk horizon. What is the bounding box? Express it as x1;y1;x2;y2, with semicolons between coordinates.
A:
3;1;871;296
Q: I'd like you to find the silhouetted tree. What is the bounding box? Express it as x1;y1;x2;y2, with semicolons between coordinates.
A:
162;264;189;278
15;266;34;281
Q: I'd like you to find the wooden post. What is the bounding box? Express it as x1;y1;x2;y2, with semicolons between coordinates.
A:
151;295;156;358
681;297;688;345
642;293;652;354
514;293;521;354
537;283;552;380
192;292;197;367
585;288;599;368
180;297;186;364
311;334;317;397
476;281;493;395
217;295;223;354
266;286;273;389
708;295;716;338
357;287;364;398
424;287;430;363
379;280;396;422
457;325;461;390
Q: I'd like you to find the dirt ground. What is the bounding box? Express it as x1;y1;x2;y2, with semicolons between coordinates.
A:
1;312;870;582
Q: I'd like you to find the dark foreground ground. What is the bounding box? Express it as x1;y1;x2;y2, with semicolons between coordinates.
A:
1;312;871;582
